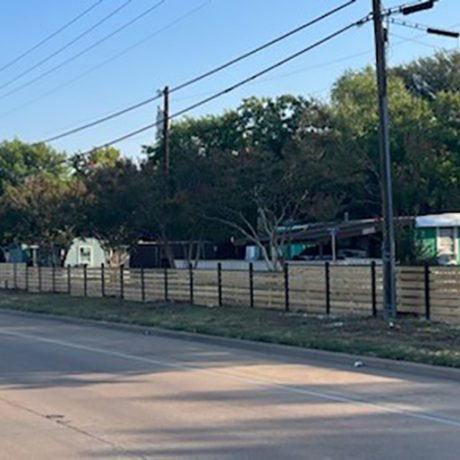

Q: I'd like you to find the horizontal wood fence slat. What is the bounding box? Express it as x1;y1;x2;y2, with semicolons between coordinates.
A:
2;262;460;324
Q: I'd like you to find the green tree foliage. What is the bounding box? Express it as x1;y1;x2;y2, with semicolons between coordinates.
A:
71;146;121;178
81;159;143;266
0;175;85;264
1;49;460;268
0;139;67;195
393;50;460;98
145;96;346;269
330;66;460;217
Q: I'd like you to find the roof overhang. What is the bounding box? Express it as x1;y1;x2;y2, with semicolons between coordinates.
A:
416;213;460;228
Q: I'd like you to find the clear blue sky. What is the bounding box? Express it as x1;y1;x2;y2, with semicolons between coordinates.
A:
0;0;458;158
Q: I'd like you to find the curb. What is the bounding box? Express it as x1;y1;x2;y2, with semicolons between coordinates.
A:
1;308;460;382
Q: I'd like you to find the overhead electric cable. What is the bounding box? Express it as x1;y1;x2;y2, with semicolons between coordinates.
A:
0;0;104;73
0;1;210;121
79;17;366;154
0;0;133;91
170;0;357;93
40;0;357;144
0;0;167;99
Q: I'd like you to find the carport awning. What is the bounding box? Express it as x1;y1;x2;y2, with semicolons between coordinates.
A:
235;217;413;246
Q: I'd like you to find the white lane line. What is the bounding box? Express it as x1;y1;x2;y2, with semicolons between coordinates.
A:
2;328;460;429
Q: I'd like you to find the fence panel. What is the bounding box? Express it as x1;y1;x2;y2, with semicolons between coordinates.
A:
221;269;250;307
430;267;460;323
167;269;190;303
253;271;284;310
193;269;219;306
122;268;140;302
0;263;16;289
85;267;102;298
39;267;54;293
69;266;85;297
397;266;425;315
290;265;326;314
143;269;166;302
329;265;374;315
53;266;68;294
101;267;120;298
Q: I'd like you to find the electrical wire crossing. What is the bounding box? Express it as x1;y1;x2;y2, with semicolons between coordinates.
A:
79;17;366;155
40;0;357;144
0;0;104;74
0;0;168;99
0;0;133;92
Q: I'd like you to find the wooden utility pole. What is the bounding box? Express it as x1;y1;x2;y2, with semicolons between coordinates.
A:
372;0;396;318
163;85;170;177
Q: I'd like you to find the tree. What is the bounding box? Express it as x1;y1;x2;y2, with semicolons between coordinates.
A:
0;139;67;196
70;146;121;178
81;159;142;266
330;67;443;218
393;50;460;98
0;174;85;265
143;95;348;270
185;101;344;270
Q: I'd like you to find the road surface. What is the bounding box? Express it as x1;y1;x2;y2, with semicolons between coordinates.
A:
1;311;460;459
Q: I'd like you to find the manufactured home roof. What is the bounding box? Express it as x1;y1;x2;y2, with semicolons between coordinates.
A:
236;217;413;246
416;214;460;228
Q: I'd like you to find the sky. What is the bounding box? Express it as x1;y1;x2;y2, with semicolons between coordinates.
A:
0;0;458;158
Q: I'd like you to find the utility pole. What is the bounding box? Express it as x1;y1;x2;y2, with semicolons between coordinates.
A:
369;0;457;319
372;0;396;318
162;85;170;177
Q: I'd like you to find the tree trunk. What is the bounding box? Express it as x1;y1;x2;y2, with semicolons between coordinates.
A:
160;232;176;269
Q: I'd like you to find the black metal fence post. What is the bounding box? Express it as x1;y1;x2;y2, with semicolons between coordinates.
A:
325;262;331;315
164;267;169;302
83;264;88;297
249;263;254;308
424;262;431;321
284;263;290;312
217;263;223;307
67;265;71;294
101;263;105;297
120;264;124;299
141;266;146;302
189;263;194;305
52;264;56;293
38;264;42;292
371;261;377;317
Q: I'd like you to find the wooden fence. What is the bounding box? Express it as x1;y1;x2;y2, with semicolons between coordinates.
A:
0;262;459;324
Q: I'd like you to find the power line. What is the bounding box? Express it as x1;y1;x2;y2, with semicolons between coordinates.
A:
40;0;357;144
0;0;167;100
78;17;365;155
170;0;357;93
256;22;460;90
0;0;132;92
0;1;211;122
20;6;453;136
390;31;452;49
0;0;104;74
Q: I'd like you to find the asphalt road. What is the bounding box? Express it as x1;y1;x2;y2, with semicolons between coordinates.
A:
1;312;460;459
